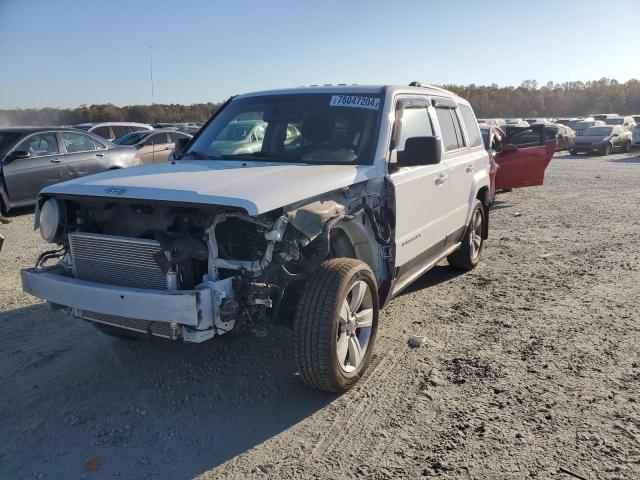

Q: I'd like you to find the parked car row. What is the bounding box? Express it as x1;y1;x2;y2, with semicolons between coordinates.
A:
0;125;194;214
0;127;140;213
479;112;640;155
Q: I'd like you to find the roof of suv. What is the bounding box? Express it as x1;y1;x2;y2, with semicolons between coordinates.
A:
236;84;461;101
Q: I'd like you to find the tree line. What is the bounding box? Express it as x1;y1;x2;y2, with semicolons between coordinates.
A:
444;78;640;118
1;78;639;127
0;102;224;127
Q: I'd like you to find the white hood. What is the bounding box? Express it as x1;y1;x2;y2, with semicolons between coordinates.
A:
41;160;382;215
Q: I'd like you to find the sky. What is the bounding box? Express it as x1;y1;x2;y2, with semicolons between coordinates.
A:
0;0;638;109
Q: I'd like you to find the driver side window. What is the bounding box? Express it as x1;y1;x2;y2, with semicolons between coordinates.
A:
17;133;59;157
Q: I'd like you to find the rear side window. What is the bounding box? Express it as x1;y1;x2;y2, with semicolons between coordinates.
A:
168;132;188;142
396;108;434;151
436;108;463;151
61;132;96;153
509;128;543;146
151;133;168;144
92;126;111;139
111;126;129;139
459;105;483;147
92;138;107;150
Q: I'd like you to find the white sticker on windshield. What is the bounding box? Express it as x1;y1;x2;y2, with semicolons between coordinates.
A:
330;95;380;110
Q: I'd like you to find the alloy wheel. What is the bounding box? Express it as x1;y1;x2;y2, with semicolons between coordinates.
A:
336;280;374;373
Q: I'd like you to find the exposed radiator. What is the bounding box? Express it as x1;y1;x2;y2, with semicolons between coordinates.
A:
80;310;174;339
69;232;167;290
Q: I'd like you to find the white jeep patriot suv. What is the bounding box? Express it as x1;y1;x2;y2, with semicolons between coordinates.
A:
22;83;490;392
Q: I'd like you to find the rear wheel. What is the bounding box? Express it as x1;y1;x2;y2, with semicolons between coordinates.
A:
448;199;485;271
293;258;379;392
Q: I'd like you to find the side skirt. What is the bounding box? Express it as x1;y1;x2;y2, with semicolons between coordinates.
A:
387;241;462;301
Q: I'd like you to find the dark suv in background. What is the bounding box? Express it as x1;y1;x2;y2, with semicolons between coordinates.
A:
0;127;140;214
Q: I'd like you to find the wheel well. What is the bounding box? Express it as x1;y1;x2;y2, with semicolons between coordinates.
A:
330;228;357;259
476;187;489;239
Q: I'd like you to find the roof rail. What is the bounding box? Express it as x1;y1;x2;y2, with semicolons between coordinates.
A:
409;81;452;95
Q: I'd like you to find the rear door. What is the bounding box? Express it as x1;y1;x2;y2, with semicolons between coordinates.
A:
495;124;548;189
59;131;108;179
3;132;64;203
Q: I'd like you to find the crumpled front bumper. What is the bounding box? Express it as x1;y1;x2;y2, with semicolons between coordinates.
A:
21;267;214;330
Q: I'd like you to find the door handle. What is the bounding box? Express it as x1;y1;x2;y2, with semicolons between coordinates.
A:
50;158;61;164
465;164;475;173
435;174;448;185
96;152;105;157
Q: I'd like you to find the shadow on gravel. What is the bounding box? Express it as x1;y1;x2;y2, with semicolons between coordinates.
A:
0;303;335;479
490;200;514;211
608;155;640;164
4;205;35;218
401;265;464;296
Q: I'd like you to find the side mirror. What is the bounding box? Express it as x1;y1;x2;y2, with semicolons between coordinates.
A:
174;137;190;157
396;136;442;166
8;150;31;161
501;144;518;153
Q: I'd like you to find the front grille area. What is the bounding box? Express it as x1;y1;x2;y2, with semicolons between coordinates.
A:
69;232;167;290
80;310;174;338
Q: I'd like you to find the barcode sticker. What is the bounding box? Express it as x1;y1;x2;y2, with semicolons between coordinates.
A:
329;95;380;110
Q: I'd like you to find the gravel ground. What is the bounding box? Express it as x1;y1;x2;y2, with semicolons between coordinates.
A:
0;151;639;480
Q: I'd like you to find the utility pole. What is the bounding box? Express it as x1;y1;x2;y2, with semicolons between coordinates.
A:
149;46;155;125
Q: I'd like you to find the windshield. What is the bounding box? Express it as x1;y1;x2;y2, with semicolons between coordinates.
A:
0;132;23;158
113;131;149;145
183;93;381;164
581;127;612;136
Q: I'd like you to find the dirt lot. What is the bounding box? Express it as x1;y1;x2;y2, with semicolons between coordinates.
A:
1;151;639;480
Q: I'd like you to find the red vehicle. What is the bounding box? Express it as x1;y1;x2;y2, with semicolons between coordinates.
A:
484;124;554;192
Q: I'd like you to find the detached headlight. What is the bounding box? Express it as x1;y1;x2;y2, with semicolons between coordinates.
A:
39;198;64;243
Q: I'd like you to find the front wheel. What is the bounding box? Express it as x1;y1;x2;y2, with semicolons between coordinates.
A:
448;199;485;271
602;143;611;156
293;258;379;392
624;141;632;153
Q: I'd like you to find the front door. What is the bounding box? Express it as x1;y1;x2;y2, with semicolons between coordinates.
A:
3;132;64;204
495;125;548;190
389;98;451;283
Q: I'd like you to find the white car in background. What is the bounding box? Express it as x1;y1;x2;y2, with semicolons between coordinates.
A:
74;122;153;141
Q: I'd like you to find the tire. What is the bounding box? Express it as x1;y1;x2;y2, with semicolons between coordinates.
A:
92;322;140;339
448;199;485;271
624;141;632;153
602;143;611;156
293;258;379;393
569;149;577;156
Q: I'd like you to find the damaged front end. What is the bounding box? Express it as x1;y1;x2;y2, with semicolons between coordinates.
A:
22;187;392;342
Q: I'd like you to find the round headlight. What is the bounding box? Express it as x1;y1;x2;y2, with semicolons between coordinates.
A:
40;198;63;243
